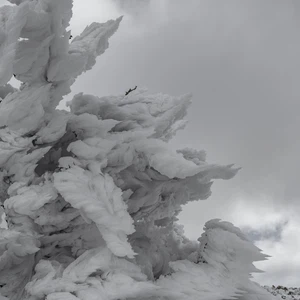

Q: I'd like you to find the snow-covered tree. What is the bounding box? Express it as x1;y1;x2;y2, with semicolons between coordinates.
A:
0;1;274;299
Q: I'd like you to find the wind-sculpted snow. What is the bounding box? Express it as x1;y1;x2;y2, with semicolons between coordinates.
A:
47;17;122;82
68;89;193;142
53;167;136;258
0;1;273;299
0;85;50;134
0;3;29;86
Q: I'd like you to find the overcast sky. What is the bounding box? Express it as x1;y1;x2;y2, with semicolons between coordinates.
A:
2;0;300;287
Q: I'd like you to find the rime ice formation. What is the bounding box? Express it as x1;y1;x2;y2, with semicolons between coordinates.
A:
0;1;273;300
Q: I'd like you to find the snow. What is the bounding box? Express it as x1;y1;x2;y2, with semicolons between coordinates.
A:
0;3;29;85
0;1;275;300
0;84;50;134
264;285;300;300
53;167;136;258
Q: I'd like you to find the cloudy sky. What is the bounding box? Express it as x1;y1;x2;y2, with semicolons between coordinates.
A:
2;0;299;287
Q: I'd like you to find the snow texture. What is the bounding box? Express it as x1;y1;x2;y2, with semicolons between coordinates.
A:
0;1;274;300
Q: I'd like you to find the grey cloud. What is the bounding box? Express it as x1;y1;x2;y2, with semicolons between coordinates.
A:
242;221;288;243
0;0;10;5
254;263;300;287
113;0;150;13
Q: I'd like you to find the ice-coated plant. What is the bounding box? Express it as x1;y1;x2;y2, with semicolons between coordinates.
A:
0;1;273;299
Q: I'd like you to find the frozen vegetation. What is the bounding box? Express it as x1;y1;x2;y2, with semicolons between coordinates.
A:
0;0;276;299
